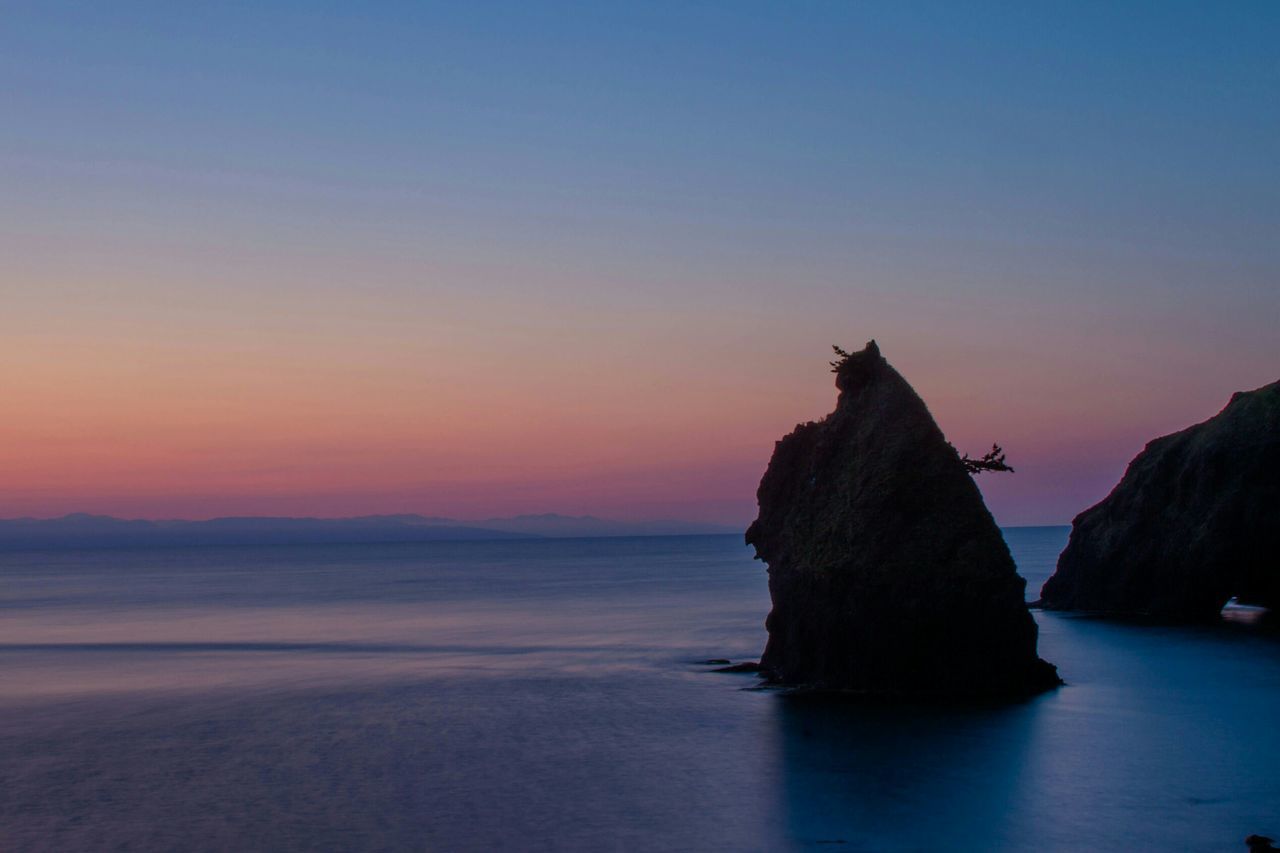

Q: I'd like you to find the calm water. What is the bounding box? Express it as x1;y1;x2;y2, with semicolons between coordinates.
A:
2;529;1278;851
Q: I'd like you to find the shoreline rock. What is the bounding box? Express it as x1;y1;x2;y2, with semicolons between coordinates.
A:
1039;380;1279;621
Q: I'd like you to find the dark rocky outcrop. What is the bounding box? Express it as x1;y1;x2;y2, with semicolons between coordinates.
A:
745;341;1059;696
1039;381;1280;621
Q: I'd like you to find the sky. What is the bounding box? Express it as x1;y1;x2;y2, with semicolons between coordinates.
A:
2;1;1277;526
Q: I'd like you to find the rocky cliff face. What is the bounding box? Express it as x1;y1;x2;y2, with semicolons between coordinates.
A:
1039;381;1280;620
745;341;1059;696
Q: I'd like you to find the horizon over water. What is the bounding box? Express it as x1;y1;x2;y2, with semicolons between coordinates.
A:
2;528;1278;851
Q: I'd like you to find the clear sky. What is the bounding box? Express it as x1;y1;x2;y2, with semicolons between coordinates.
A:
2;2;1277;526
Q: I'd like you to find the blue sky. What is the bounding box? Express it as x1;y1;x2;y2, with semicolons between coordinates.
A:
2;2;1277;523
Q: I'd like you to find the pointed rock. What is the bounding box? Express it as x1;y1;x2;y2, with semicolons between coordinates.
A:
1039;380;1280;620
745;341;1059;696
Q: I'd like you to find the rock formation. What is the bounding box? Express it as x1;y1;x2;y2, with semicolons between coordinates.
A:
1039;381;1280;620
745;341;1059;695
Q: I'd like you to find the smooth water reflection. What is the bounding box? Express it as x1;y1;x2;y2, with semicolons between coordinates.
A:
774;697;1040;848
773;611;1280;851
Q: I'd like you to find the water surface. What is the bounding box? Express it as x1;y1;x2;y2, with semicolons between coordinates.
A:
2;530;1277;850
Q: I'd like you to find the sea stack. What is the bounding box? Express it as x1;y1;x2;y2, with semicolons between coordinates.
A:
1039;380;1280;620
746;341;1059;695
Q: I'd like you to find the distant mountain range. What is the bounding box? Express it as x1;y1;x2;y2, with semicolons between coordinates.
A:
0;513;741;550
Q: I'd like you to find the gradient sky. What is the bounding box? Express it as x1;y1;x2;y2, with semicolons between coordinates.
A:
2;2;1277;526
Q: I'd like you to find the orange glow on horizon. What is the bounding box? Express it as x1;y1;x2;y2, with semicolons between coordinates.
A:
4;268;1274;526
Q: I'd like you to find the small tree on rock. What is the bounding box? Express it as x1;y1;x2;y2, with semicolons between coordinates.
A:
829;345;852;372
956;443;1014;475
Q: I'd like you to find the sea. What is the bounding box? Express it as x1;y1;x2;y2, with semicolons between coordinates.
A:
2;527;1277;852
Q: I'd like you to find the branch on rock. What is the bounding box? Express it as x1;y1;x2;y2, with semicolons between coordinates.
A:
829;345;852;372
956;443;1015;475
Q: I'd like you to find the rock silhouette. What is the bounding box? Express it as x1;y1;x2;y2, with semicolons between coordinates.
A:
1039;380;1280;620
745;341;1059;695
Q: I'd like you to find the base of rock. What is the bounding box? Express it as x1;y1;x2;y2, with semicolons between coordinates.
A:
762;657;1062;700
711;661;767;674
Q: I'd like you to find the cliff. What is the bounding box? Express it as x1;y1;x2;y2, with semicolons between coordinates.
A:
1039;380;1280;620
745;341;1059;696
